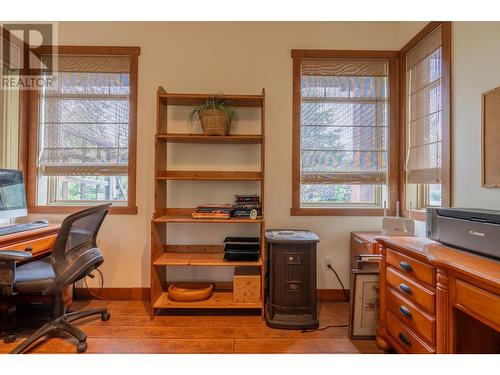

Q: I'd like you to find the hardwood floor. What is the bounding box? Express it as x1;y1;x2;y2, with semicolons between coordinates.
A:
0;300;381;354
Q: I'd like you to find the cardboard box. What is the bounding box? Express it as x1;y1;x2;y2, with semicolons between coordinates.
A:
233;266;261;304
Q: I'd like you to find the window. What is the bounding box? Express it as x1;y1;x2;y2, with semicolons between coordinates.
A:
401;23;451;215
28;46;139;214
291;50;398;216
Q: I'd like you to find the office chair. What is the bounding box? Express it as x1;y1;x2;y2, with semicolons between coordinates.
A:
0;204;111;354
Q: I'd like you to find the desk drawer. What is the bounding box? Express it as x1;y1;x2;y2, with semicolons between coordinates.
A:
387;310;435;354
386;248;435;286
386;287;435;345
5;234;57;256
386;266;435;314
456;279;500;328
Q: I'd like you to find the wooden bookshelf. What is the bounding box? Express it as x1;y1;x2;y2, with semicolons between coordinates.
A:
150;87;266;317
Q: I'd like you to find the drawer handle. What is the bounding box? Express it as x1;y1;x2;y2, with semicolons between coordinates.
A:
399;283;412;295
399;305;412;319
399;261;413;272
25;246;33;252
398;332;411;346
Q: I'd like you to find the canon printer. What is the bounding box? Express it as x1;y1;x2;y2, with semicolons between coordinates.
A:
426;207;500;260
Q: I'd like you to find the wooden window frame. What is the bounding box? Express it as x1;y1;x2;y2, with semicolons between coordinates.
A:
26;46;140;215
399;22;452;221
1;26;30;179
290;49;400;216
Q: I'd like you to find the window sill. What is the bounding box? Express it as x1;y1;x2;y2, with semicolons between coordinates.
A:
290;207;396;217
28;205;138;215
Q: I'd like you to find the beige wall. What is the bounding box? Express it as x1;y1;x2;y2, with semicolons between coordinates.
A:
27;21;407;289
452;22;500;209
27;21;500;290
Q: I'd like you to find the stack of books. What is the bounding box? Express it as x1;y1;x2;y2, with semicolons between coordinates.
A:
192;204;233;220
232;195;261;218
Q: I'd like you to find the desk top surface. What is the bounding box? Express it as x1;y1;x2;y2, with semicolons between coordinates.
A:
0;224;61;247
352;231;382;244
376;236;500;290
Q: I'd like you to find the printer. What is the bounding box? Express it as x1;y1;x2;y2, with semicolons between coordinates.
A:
426;207;500;260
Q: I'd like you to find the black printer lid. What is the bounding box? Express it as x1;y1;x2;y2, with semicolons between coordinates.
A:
436;207;500;224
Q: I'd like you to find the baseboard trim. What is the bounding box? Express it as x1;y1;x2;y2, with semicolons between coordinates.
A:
317;289;350;302
74;287;348;302
74;287;150;300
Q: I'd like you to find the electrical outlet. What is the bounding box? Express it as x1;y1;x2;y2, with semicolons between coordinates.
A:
324;257;332;270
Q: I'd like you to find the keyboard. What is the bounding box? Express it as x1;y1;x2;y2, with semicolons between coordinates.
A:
0;221;49;236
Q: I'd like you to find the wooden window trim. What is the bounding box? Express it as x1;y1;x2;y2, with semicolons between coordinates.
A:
291;49;400;217
26;46;140;215
399;22;452;221
0;26;30;182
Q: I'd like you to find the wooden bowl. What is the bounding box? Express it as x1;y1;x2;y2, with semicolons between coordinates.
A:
168;282;214;302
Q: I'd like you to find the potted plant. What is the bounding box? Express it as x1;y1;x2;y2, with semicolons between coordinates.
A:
188;96;238;136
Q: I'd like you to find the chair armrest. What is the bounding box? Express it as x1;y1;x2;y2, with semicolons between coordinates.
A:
0;250;33;262
0;250;30;296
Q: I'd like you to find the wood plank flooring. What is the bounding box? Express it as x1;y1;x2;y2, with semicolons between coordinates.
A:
0;300;381;354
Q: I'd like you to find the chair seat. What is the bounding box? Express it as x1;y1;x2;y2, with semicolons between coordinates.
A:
14;258;55;294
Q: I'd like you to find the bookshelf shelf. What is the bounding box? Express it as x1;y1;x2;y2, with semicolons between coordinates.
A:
158;93;263;107
153;251;263;267
153;213;263;224
157;134;263;144
157;170;262;181
150;87;266;315
153;291;262;309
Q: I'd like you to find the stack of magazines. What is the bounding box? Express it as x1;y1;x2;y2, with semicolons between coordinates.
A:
232;195;261;218
192;204;233;219
223;237;260;262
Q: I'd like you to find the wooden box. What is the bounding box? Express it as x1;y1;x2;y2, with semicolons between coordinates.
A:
233;267;261;304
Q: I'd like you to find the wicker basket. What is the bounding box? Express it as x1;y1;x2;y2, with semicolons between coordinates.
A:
199;108;230;136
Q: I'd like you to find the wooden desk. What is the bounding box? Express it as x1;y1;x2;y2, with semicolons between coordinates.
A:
0;224;60;257
376;236;500;353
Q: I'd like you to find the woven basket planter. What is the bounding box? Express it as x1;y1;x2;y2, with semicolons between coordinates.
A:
199;108;230;136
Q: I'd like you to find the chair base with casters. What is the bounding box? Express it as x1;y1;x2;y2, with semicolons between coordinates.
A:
10;293;110;354
2;313;50;345
1;296;56;344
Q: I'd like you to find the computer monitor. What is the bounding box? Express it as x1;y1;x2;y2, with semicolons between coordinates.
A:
0;169;28;220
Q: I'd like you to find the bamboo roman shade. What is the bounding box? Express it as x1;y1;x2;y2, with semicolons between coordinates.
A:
406;26;443;184
38;54;131;176
300;58;388;185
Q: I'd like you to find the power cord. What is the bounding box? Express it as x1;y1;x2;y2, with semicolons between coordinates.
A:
300;263;350;333
300;324;349;333
327;264;349;302
83;269;105;300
